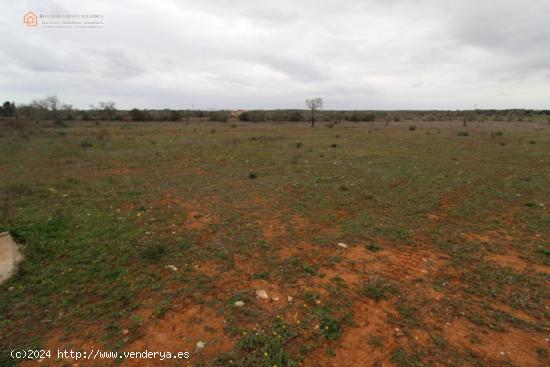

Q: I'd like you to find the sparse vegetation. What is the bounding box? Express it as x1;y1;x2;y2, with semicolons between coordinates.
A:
1;117;548;367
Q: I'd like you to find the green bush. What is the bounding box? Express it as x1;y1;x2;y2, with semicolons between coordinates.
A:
209;111;229;122
129;108;151;121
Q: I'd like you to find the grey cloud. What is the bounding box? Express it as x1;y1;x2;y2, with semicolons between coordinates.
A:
93;49;146;79
1;0;549;109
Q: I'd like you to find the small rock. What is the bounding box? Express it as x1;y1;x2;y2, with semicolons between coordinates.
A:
256;289;269;299
164;265;178;272
272;297;280;302
337;243;348;249
395;328;405;337
234;301;245;307
287;296;293;302
122;329;130;335
196;341;205;350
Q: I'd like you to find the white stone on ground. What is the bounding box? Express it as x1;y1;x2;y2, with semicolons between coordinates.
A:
256;289;268;299
0;232;23;284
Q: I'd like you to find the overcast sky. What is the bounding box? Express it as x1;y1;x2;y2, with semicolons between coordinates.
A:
1;0;549;110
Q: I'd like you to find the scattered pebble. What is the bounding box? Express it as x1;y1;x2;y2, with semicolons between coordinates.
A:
287;296;293;302
234;301;245;307
122;329;129;335
337;243;348;249
256;290;269;299
196;341;205;350
272;297;280;302
164;265;178;272
395;328;405;337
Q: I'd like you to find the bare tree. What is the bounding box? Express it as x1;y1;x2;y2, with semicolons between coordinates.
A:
99;101;116;120
31;96;59;120
306;97;323;127
90;101;116;120
32;96;58;111
185;104;193;125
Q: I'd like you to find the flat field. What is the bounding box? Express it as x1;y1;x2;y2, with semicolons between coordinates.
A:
0;120;549;366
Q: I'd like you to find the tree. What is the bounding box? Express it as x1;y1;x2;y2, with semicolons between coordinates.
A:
129;108;150;121
239;111;250;121
31;96;60;120
306;97;323;127
1;101;16;116
98;101;116;120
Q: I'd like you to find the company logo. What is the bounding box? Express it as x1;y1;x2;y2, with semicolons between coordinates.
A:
22;10;104;29
23;11;38;27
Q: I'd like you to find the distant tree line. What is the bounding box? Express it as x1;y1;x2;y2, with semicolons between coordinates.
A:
2;96;550;124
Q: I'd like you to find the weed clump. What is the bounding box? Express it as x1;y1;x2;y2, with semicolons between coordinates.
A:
248;172;257;179
458;132;469;137
140;243;167;261
79;139;93;148
217;319;299;367
331;143;337;148
313;307;343;341
368;335;384;348
366;243;382;252
408;125;417;131
319;314;342;340
361;275;398;301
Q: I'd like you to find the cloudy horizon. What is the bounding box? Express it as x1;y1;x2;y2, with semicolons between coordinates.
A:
1;0;550;110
